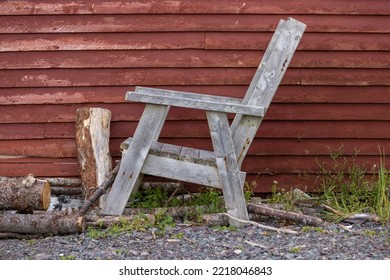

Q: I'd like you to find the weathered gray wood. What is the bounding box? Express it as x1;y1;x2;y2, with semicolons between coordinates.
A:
230;18;307;166
122;137;217;166
127;88;264;117
142;154;222;188
179;146;200;162
102;104;169;215
206;111;249;227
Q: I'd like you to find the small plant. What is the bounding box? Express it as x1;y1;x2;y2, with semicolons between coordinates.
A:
362;229;377;237
301;226;325;233
289;246;302;253
317;147;390;224
170;232;184;239
59;255;76;260
87;215;152;239
268;182;300;211
211;225;238;232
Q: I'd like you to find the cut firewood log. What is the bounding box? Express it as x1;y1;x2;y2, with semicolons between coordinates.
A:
75;108;112;206
0;175;51;212
0;212;85;235
43;177;82;187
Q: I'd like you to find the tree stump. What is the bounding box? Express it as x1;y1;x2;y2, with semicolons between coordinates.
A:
75;108;112;207
0;175;51;212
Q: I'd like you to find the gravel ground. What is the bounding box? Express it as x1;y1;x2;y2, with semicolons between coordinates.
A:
1;221;389;260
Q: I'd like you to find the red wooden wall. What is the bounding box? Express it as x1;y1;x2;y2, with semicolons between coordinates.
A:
0;0;389;192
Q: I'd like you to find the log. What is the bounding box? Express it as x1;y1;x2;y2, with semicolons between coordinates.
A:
43;177;82;187
0;175;51;212
247;202;330;226
75;107;112;206
0;213;85;235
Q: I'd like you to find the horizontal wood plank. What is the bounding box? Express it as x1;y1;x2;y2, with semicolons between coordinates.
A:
0;68;301;88
3;138;390;158
206;33;390;51
1;86;389;105
1;33;389;52
3;103;390;124
32;121;390;140
0;15;388;33
1;50;388;69
0;33;205;52
1;1;389;15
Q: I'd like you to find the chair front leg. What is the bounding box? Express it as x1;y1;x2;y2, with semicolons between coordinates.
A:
101;104;170;215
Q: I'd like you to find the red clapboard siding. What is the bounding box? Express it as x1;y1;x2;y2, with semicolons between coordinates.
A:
2;33;389;52
2;138;390;158
0;1;389;192
1;0;389;15
1;86;390;105
2;103;390;124
0;68;301;88
0;0;390;15
1;51;389;69
0;33;205;52
23;121;390;140
0;15;389;33
206;33;390;51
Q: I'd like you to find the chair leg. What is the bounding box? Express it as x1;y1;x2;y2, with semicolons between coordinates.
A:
101;104;170;215
206;111;249;227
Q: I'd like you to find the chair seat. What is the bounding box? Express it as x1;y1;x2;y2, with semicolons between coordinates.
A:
121;137;217;167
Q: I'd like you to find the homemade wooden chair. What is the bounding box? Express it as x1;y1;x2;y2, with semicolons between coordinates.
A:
102;18;306;226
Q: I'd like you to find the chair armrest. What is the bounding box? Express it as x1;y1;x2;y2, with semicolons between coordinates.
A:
126;87;265;117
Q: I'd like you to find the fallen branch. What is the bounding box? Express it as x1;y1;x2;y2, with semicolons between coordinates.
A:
223;213;298;234
78;163;120;215
247;202;331;227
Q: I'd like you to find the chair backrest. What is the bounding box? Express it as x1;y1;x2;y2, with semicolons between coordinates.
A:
230;17;306;167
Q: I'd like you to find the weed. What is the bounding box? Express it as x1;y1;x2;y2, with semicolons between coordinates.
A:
362;229;377;237
86;215;152;239
289;247;302;253
268;182;301;211
318;148;390;224
211;225;238;232
59;255;76;260
170;232;184;239
301;226;325;233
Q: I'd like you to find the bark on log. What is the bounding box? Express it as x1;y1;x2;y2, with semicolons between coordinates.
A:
0;175;51;212
75;107;112;206
43;177;82;187
247;202;330;226
0;213;85;235
50;186;83;196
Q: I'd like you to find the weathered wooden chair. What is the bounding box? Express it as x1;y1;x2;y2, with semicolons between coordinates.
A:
102;18;306;226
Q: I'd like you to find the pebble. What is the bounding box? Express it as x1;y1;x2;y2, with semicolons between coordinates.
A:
0;223;389;260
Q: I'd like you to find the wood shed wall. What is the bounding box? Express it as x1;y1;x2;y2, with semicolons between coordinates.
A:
0;0;389;192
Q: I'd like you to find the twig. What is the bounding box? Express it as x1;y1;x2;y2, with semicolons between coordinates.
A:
222;213;298;234
78;163;120;215
163;185;182;207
